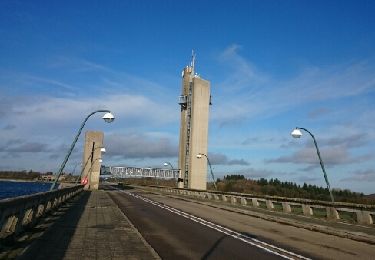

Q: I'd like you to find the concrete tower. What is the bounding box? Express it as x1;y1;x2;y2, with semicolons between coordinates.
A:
178;53;211;190
81;131;104;190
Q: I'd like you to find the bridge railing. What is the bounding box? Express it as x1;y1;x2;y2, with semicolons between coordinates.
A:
150;186;374;225
0;185;83;241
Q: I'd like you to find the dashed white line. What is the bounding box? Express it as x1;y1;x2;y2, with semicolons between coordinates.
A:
119;189;311;260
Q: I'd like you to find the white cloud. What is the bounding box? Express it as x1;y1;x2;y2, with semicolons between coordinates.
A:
211;46;375;126
0;93;178;134
266;146;372;167
208;152;250;166
341;170;375;182
105;132;178;159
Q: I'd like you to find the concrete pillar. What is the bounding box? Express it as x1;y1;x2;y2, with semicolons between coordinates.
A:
206;193;212;200
326;207;340;220
252;198;259;207
266;200;274;210
222;195;228;202
214;194;220;200
356;211;374;225
82;131;104;190
240;197;248;205
178;66;211;191
231;196;237;204
302;205;313;216
282;202;292;213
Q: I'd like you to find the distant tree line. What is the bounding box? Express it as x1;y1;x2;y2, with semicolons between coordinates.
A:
0;170;81;183
0;170;41;180
223;174;245;181
215;175;374;204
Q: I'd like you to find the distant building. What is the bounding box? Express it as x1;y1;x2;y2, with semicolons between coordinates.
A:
178;53;211;190
40;174;55;181
39;173;66;182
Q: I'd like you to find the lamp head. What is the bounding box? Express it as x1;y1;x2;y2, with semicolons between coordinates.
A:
98;159;103;163
196;154;202;159
102;112;115;123
100;147;106;153
163;162;169;166
291;128;303;138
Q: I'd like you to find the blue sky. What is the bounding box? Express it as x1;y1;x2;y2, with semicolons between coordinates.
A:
1;1;374;194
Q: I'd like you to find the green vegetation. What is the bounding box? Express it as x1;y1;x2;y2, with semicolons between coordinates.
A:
0;170;41;180
118;175;374;204
0;171;78;182
215;175;375;205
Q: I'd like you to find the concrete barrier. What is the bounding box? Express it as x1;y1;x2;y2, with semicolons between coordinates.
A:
326;207;340;220
356;211;374;225
155;186;375;225
302;205;313;216
282;202;292;213
266;200;274;210
0;185;83;241
252;198;260;207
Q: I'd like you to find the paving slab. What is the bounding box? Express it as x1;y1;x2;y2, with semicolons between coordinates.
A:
17;190;159;260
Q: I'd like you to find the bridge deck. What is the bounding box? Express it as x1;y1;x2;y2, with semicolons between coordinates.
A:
18;190;159;260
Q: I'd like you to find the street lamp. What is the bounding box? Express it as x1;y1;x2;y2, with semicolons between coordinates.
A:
164;162;184;188
102;112;115;123
163;162;174;169
291;127;334;203
196;153;217;190
50;110;115;190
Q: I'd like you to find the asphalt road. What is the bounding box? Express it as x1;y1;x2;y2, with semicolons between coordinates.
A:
107;188;310;260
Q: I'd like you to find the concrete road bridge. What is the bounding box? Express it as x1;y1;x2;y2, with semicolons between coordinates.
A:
1;183;375;259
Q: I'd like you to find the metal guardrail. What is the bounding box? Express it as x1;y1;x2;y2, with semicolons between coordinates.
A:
151;186;375;225
0;185;84;241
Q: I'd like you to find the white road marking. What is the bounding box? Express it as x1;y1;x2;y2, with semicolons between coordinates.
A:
118;189;311;260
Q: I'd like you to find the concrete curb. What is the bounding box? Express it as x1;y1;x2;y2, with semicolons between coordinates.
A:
109;191;161;260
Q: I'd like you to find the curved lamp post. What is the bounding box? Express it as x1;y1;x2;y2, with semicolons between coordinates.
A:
196;153;217;190
50;110;115;190
291;127;334;203
163;162;174;169
165;162;184;188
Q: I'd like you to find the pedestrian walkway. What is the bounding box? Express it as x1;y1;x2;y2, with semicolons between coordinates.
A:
18;190;159;260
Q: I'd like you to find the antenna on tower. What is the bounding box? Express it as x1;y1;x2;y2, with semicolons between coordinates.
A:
191;50;196;75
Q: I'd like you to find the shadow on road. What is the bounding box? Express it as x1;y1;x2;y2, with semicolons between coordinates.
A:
16;191;91;260
201;235;227;260
100;183;134;191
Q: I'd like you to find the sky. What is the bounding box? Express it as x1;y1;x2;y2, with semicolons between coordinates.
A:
0;1;374;194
